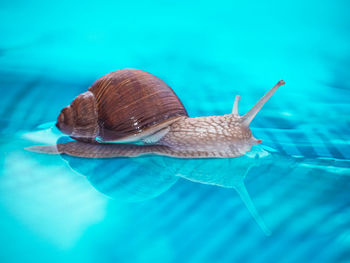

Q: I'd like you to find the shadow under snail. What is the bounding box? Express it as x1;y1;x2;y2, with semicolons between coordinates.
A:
28;69;285;158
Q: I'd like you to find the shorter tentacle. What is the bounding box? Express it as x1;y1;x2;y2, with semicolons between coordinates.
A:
232;95;241;115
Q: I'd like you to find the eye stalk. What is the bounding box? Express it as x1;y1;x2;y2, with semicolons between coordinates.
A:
241;80;285;126
56;106;74;135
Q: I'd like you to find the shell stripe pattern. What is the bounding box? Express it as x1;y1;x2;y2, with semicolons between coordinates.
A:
88;69;188;141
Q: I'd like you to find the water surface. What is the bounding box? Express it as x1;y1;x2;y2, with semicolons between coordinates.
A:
0;0;350;262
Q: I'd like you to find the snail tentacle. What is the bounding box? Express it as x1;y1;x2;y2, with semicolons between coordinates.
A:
232;95;241;115
241;80;285;126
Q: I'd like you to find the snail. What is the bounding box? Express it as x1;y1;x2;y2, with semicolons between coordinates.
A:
28;69;285;158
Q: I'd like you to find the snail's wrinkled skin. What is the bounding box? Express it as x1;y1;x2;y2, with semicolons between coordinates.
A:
158;115;260;157
27;69;285;159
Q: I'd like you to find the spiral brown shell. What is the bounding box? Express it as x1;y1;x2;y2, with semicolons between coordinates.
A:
57;69;188;142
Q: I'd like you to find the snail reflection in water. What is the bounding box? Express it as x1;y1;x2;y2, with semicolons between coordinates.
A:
53;134;276;235
27;69;285;158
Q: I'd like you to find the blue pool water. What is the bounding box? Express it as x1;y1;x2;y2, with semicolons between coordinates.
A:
1;0;350;262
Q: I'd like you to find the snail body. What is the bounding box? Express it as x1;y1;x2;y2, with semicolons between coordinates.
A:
29;69;285;158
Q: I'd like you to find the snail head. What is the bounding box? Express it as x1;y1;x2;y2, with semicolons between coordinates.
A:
232;80;285;145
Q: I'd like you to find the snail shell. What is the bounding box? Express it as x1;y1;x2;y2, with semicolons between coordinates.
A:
56;69;188;142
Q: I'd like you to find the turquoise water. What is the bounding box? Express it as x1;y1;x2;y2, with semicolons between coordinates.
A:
1;0;350;262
